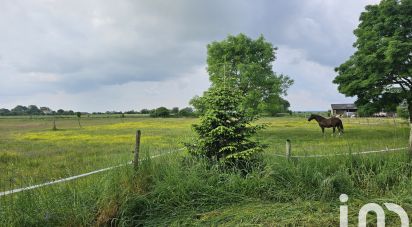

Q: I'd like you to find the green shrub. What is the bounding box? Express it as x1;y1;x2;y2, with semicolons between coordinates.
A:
186;86;265;164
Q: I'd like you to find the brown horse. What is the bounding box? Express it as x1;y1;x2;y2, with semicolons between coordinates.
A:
308;114;344;135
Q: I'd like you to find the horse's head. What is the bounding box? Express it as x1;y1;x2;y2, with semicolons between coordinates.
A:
307;114;316;121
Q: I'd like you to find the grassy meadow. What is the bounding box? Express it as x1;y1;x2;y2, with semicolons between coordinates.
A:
0;115;411;226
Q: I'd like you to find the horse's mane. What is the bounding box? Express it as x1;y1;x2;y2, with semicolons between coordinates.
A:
312;114;325;120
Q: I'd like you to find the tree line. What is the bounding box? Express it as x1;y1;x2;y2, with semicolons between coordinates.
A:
0;105;77;116
0;105;196;118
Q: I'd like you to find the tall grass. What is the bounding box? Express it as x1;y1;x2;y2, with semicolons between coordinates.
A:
0;116;410;225
102;151;412;226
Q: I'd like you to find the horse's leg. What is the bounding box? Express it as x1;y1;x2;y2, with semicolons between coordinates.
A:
321;127;325;136
332;127;336;136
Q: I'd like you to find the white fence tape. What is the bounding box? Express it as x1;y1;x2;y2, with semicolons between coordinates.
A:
273;147;408;158
0;149;183;197
1;146;408;197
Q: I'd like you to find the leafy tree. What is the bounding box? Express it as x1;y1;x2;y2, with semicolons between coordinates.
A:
357;105;378;117
0;108;10;116
76;112;82;128
57;109;65;115
191;34;293;116
12;105;28;115
179;107;195;117
171;107;179;115
397;102;410;120
263;96;291;116
66;110;75;115
140;109;150;114
186;86;265;164
334;0;412;154
27;105;42;115
189;95;207;115
125;110;138;114
150;107;170;118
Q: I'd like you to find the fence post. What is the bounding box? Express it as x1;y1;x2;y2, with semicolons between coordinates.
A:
286;139;291;160
52;117;57;131
134;130;141;169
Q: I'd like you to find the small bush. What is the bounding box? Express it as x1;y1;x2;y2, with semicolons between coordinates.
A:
186;86;265;165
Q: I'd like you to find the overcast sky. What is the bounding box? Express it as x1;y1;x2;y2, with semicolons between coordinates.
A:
0;0;379;112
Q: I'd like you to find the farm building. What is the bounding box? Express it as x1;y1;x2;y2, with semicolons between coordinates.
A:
331;103;357;117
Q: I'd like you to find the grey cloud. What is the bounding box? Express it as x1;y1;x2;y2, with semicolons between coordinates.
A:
0;0;378;110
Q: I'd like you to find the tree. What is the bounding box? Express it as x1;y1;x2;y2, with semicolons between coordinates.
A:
397;102;410;120
57;109;65;115
171;107;179;115
179;107;195;117
11;105;28;115
0;108;10;116
27;105;42;115
140;109;150;114
150;107;170;118
263;96;291;116
189;95;207;115
191;34;293;116
186;86;264;165
333;0;412;155
76;112;82;128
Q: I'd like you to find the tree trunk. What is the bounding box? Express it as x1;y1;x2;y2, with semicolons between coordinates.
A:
408;102;412;157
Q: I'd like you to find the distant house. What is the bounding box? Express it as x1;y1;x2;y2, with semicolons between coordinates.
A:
331;104;357;117
40;107;53;115
373;111;397;118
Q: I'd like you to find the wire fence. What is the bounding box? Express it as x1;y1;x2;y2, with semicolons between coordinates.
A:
0;148;183;197
0;117;409;197
272;146;408;158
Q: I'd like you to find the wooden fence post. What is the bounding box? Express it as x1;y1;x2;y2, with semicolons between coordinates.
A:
286;139;291;160
52;117;57;131
134;130;141;169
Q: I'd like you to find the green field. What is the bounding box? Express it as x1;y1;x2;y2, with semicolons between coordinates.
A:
0;116;411;226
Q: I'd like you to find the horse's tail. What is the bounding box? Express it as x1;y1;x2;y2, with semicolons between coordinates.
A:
339;121;344;133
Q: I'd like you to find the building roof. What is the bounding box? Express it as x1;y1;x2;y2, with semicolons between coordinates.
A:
331;104;357;110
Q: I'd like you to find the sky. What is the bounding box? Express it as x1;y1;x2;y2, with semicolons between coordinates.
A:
0;0;380;112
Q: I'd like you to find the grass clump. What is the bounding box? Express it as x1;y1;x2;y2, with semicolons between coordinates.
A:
102;151;412;226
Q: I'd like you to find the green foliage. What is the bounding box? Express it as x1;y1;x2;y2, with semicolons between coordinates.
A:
189;95;207;115
0;108;11;116
357;105;379;117
187;86;264;163
150;107;170;118
178;107;195;117
334;0;412;122
140;109;150;114
191;34;293;116
397;102;410;120
170;107;179;115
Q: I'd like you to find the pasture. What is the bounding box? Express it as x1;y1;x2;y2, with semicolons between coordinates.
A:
0;116;411;226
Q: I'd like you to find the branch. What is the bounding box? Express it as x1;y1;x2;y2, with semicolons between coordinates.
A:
401;77;412;87
396;80;408;93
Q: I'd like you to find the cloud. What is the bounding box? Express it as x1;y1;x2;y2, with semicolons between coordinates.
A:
0;0;379;111
1;65;210;112
274;46;355;110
